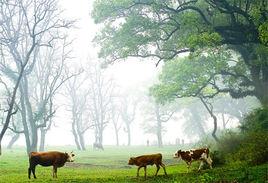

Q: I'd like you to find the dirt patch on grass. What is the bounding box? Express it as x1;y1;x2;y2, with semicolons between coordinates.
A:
65;162;132;169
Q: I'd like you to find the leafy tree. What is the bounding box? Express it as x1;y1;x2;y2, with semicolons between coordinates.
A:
92;0;268;106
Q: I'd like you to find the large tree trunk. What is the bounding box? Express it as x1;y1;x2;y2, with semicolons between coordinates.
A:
7;134;20;149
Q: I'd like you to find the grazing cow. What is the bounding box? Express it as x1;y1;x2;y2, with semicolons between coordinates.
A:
28;151;75;179
93;143;104;150
128;153;167;178
174;148;212;172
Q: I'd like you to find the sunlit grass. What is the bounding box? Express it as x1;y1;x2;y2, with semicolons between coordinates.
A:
0;146;267;182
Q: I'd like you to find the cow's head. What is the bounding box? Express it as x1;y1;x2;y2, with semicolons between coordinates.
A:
128;157;135;165
174;150;182;159
66;151;75;162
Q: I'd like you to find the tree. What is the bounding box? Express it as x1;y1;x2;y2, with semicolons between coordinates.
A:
110;101;122;146
118;95;138;146
87;62;115;149
65;69;89;151
92;0;268;106
142;97;176;147
150;53;229;142
181;100;207;139
0;0;73;154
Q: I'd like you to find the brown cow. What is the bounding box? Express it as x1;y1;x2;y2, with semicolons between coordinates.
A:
128;153;167;178
174;148;212;172
28;151;75;179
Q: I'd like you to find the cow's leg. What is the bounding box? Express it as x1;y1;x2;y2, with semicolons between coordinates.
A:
28;167;31;179
54;167;58;178
32;165;37;179
52;166;57;178
186;162;191;173
155;164;160;176
137;166;142;177
160;163;167;175
205;157;213;169
198;161;204;171
144;166;147;179
52;167;54;178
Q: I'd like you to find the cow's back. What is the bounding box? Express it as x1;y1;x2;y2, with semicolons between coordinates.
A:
191;148;208;160
136;153;162;166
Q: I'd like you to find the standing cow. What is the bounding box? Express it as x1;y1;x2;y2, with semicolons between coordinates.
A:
128;153;167;179
28;151;75;179
174;148;212;172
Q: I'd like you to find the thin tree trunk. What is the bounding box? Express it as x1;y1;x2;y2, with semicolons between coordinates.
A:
200;97;219;142
126;124;131;146
157;120;163;148
72;120;81;150
19;89;31;154
7;134;20;149
39;128;46;151
115;130;119;146
78;132;86;150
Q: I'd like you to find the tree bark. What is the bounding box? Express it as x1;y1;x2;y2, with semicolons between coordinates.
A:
72;120;81;150
200;97;219;142
7;134;20;149
157;119;163;148
126;124;131;146
39;128;46;152
115;129;119;146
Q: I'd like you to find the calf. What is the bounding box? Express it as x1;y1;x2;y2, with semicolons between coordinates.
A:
28;151;75;179
174;148;212;172
128;153;167;178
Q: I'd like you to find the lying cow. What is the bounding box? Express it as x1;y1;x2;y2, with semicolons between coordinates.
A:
28;151;75;179
174;148;212;172
128;153;167;178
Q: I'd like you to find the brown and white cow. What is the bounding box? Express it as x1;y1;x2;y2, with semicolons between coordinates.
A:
128;153;167;178
174;148;212;172
28;151;75;179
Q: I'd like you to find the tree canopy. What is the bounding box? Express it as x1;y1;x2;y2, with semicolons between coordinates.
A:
92;0;268;106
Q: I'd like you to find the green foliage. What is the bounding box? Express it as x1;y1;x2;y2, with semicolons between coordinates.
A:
259;21;268;45
150;51;229;104
215;107;268;165
235;131;268;165
240;107;268;132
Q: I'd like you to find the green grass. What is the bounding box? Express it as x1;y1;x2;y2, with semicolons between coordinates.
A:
0;146;267;182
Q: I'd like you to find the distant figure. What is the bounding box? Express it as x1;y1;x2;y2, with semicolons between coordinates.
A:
93;142;104;150
174;148;212;172
181;139;184;145
175;138;180;145
28;151;75;179
146;139;149;147
128;153;167;179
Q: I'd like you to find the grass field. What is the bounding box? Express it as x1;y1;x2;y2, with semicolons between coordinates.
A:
0;146;267;182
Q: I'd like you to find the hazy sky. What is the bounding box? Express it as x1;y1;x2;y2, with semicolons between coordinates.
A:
3;0;234;147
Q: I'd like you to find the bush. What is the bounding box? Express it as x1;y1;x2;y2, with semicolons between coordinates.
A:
240;107;268;133
234;131;268;165
217;107;268;165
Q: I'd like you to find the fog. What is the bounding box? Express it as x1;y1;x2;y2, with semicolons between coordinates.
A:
0;0;260;153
